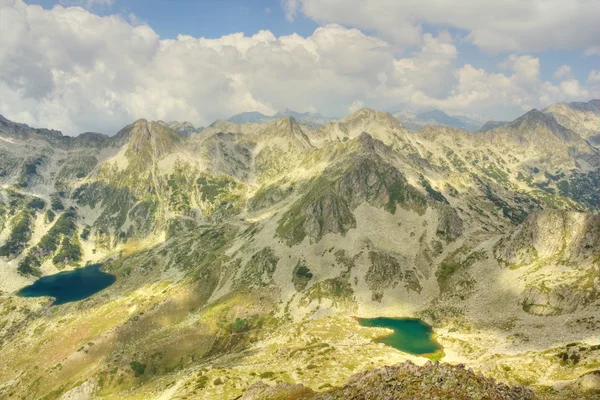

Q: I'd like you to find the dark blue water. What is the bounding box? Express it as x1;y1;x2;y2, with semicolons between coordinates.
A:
17;264;115;305
357;317;443;358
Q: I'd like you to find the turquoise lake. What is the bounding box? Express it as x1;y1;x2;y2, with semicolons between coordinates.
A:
17;264;116;305
357;317;443;357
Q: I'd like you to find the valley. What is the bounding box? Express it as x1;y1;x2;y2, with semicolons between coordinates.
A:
0;100;599;399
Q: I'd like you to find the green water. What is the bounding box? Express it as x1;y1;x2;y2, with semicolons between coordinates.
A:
17;264;115;305
357;317;443;357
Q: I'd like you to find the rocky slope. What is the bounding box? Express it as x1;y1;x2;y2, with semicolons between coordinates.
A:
241;361;536;399
544;99;600;147
0;103;599;400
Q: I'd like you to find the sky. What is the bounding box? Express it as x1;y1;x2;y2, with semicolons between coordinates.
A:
0;0;599;135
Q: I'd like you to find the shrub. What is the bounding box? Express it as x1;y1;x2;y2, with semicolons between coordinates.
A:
130;361;146;377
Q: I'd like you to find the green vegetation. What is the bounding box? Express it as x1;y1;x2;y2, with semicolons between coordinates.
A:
517;171;533;185
0;205;39;258
228;318;249;334
167;160;195;211
130;361;146;377
17;155;45;188
55;155;98;190
197;173;237;202
255;145;296;183
73;182;135;244
29;197;45;210
18;207;82;274
259;371;276;379
239;247;279;286
52;235;82;266
444;149;467;172
51;195;64;211
45;209;55;223
80;225;91;240
248;182;294;211
301;277;354;307
557;170;600;209
276;156;427;246
195;171;246;220
292;260;313;291
17;255;42;277
482;184;528;224
481;163;511;186
436;248;486;293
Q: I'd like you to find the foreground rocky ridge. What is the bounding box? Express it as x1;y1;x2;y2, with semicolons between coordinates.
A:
242;361;535;400
0;101;599;399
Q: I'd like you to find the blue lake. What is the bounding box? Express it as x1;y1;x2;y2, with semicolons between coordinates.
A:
357;317;443;358
17;264;115;305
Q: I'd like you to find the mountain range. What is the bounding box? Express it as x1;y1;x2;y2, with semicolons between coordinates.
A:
392;109;489;131
227;108;334;128
0;99;599;399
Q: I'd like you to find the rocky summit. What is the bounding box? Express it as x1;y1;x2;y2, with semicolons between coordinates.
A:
241;361;536;400
0;101;599;400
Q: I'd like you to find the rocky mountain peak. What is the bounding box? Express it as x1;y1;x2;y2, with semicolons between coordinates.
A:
0;115;111;149
476;120;507;132
494;108;583;144
227;111;271;124
338;107;403;128
261;115;314;148
117;118;183;163
0;115;64;142
342;107;378;121
543;99;600;145
156;120;202;136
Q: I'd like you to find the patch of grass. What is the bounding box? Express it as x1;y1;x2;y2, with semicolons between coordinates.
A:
293;261;313;291
130;361;146;377
0;209;36;259
45;209;55;223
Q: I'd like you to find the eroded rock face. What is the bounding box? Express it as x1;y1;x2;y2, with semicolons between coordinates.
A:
366;250;422;301
492;210;600;315
544;99;600;143
494;210;600;267
578;371;600;392
241;361;536;400
521;285;590;316
59;380;95;400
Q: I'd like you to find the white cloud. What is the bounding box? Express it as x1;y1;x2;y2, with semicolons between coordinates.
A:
348;100;364;113
0;0;597;135
553;65;573;80
393;32;457;98
584;46;600;56
283;0;600;53
589;70;600;83
500;54;540;83
559;79;588;98
59;0;114;10
281;0;299;22
404;54;597;118
127;12;145;27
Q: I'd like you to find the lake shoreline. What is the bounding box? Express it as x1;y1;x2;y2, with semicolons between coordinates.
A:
356;316;444;360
